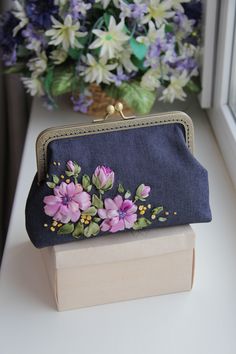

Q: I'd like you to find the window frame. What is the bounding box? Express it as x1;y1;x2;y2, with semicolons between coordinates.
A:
207;0;236;188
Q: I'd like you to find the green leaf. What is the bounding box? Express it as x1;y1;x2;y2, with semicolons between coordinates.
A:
118;183;125;193
84;222;100;238
93;217;101;223
124;190;131;199
65;171;74;177
186;79;201;94
72;222;84;238
131;57;146;72
4;63;25;74
165;24;174;33
68;48;81;60
46;182;56;189
57;223;74;235
44;67;54;96
51;67;74;96
83;206;97;216
158;217;167;222
87;185;92;192
130;38;148;60
104;13;111;28
133;218;152;230
82;174;91;190
52;174;59;184
118;81;156;114
92;194;103;209
152;206;164;216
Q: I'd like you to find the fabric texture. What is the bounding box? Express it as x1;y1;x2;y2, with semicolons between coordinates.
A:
26;122;212;248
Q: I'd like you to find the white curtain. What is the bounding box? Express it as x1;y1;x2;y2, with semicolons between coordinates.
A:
0;0;30;261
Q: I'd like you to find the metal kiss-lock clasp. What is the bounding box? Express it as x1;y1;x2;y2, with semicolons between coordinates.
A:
93;102;135;123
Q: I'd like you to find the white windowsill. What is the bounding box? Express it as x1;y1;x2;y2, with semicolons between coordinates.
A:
0;96;236;354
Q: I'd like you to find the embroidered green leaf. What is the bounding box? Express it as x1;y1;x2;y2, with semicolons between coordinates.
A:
158;217;167;222
152;206;164;216
65;171;74;177
118;183;125;193
73;162;81;175
46;182;56;189
84;222;100;238
124;190;131;199
52;174;60;184
87;185;92;192
133;217;151;230
57;223;74;235
93;217;101;223
92;194;103;209
83;206;97;216
130;38;148;60
82;174;91;190
72;222;84;238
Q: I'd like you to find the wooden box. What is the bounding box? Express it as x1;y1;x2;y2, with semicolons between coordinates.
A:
41;225;195;311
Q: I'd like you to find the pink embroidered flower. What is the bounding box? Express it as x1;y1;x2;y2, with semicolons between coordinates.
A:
44;182;91;223
136;184;151;199
92;165;115;191
98;195;137;233
67;160;75;173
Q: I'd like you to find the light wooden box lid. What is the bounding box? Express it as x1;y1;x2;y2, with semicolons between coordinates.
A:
48;225;195;269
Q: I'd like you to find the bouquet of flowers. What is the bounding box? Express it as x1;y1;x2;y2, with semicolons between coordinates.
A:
0;0;202;114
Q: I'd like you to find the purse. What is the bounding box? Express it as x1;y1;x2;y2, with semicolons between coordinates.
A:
25;103;211;248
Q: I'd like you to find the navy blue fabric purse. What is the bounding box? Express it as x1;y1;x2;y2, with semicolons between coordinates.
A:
26;104;211;248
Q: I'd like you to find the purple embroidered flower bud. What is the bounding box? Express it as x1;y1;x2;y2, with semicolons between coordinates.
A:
67;160;75;173
92;166;115;192
136;184;151;200
66;161;81;175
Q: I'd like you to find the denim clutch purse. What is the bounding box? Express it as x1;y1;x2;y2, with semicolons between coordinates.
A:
25;104;211;248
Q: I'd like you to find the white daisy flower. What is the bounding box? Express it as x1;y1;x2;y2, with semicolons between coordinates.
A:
141;65;169;91
137;21;165;46
21;77;44;96
45;15;87;51
117;47;137;73
142;0;175;27
12;0;28;36
160;71;189;102
81;54;117;85
89;16;129;61
50;48;68;65
27;52;47;78
95;0;120;9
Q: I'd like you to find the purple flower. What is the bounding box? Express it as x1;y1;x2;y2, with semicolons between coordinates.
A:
136;184;151;200
71;94;93;114
130;4;147;19
113;67;130;87
44;182;91;223
0;12;22;66
98;195;137;233
22;24;47;51
92;166;114;192
67;161;76;173
26;0;58;29
70;0;92;20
